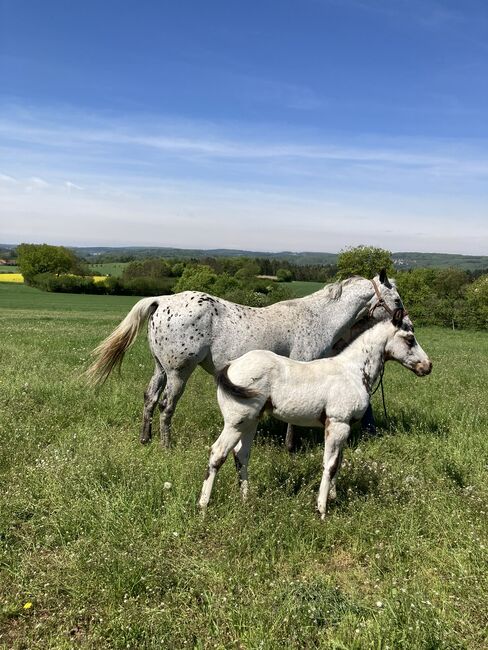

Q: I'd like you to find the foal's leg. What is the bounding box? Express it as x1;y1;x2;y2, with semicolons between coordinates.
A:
317;420;350;519
328;449;343;501
141;364;166;444
232;426;257;501
159;365;195;448
199;423;246;512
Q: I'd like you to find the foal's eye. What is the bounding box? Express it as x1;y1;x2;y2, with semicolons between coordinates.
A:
405;336;415;347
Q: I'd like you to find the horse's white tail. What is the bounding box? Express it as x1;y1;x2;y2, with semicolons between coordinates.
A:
85;297;159;385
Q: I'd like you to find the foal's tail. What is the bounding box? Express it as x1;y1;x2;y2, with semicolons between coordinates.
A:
217;365;260;400
85;297;159;385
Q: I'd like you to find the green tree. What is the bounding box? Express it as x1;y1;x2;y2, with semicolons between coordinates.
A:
17;243;82;282
432;268;469;300
337;245;394;280
122;258;172;281
173;265;217;293
235;260;260;280
464;274;488;329
276;268;293;282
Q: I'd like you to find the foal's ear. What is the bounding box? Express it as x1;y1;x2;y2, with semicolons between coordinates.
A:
391;307;404;328
379;268;388;284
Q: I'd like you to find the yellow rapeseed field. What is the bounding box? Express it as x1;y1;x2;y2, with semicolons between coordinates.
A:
0;273;24;283
0;274;107;284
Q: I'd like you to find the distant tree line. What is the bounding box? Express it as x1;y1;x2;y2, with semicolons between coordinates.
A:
15;243;488;328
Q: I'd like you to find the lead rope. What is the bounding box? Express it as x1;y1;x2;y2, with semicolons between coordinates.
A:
371;364;389;426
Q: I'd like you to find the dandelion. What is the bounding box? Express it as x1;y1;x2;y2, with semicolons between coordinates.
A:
23;602;33;609
163;482;172;490
376;601;383;608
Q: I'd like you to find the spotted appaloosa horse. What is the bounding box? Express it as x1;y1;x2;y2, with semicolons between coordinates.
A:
86;270;406;448
198;309;432;518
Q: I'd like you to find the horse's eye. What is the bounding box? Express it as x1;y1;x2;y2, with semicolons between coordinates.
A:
405;336;415;347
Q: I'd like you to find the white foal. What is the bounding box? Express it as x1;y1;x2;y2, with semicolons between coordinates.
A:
199;309;432;518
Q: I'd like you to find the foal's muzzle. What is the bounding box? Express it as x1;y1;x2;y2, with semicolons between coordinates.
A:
414;360;433;377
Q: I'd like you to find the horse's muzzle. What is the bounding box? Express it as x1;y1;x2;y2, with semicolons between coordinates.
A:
414;360;433;376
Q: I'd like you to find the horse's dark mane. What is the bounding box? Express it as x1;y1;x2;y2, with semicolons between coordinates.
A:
217;365;260;400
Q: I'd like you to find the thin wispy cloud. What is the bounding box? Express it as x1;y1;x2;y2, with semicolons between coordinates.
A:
1;104;487;254
1;107;488;179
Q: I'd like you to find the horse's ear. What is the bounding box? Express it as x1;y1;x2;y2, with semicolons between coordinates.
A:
379;268;388;284
391;308;404;328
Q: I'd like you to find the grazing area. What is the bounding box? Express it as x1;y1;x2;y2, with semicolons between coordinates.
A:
0;283;487;648
88;262;129;278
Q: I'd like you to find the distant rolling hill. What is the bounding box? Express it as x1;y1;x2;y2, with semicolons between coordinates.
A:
2;244;487;270
391;252;488;271
76;246;488;270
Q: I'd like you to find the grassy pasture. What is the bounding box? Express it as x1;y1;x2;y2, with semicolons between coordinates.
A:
289;280;325;297
88;263;128;277
0;266;19;274
0;283;487;649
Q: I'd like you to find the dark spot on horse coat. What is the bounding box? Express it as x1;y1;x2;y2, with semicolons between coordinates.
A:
362;368;370;388
212;456;225;470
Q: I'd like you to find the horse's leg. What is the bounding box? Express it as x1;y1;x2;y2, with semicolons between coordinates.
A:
199;423;245;512
360;402;376;434
232;425;257;501
158;365;195;448
317;419;350;519
141;363;166;444
285;423;296;453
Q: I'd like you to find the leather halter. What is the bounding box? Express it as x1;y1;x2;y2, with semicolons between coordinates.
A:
369;279;395;317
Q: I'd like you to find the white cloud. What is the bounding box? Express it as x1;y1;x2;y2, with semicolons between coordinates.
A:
64;180;84;191
28;176;49;187
0;172;17;183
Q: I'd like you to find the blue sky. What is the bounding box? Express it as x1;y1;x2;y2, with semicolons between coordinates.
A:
1;0;487;253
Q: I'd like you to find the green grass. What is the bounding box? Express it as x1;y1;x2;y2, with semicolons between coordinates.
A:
289;281;325;297
0;284;487;649
88;262;129;277
0;265;19;273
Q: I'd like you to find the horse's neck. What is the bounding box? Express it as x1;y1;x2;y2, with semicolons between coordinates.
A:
338;322;390;393
309;278;373;328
